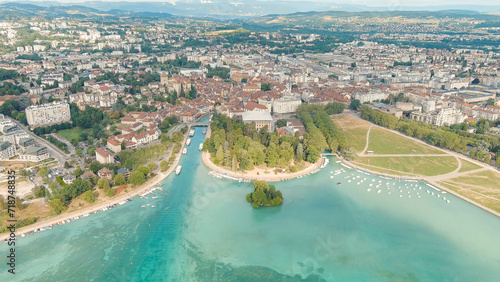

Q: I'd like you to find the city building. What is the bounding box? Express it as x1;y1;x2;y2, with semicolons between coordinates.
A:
19;146;50;162
95;148;114;164
26;102;71;127
0;141;16;160
63;174;76;185
273;95;302;114
239;111;273;132
107;138;122;153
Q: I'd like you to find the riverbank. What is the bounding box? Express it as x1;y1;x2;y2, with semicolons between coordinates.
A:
0;133;189;241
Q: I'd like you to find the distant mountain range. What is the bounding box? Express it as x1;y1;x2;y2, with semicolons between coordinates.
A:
2;0;500;19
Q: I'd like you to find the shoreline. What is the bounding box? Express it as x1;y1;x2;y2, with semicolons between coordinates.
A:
341;156;500;219
0;133;189;241
201;150;324;182
200;124;325;182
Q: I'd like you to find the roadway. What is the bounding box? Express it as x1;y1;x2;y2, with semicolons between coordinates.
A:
10;119;68;164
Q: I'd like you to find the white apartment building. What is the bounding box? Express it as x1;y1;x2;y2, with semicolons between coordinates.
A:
273;95;302;114
19;146;50;162
0;141;16;160
435;107;465;126
354;91;388;103
26;102;71;127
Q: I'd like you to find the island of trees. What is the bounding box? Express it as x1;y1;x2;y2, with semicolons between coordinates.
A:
203;102;350;172
246;181;283;208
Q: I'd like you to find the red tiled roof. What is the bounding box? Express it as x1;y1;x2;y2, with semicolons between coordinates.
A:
244;101;268;111
96;148;111;158
107;138;120;146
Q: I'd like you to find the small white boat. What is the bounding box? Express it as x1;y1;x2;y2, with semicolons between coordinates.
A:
176;165;182;175
141;205;145;208
186;138;191;146
151;205;156;208
183;148;187;155
152;196;158;199
199;143;204;151
189;129;195;136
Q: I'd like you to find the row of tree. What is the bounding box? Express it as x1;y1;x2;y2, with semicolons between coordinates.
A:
296;104;352;159
360;106;500;166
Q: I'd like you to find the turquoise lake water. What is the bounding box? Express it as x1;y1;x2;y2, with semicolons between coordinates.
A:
2;125;500;281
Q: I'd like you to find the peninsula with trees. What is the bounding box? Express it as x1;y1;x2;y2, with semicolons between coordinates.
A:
202;102;349;176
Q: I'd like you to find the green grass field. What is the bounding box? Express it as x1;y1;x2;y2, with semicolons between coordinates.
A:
352;163;416;177
332;115;371;152
57;128;91;141
367;127;444;155
355;156;458;176
438;181;500;213
446;170;500;191
457;158;483;173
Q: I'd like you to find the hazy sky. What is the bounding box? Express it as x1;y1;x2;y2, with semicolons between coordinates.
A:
17;0;500;5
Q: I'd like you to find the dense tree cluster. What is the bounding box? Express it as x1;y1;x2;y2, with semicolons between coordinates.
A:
33;122;72;135
46;135;69;153
296;104;349;159
360;106;500;166
206;66;230;79
324;102;346;115
203;114;303;170
16;54;42;61
117;134;176;170
70;104;106;129
52;178;93;207
0;82;25;96
246;181;283;208
0;68;19;80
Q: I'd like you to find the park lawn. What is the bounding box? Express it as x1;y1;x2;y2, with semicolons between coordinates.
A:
332;114;371;152
352;162;416;177
445;170;500;191
437;181;500;213
367;127;445;155
355;156;458;176
458;158;483;173
57;128;91;141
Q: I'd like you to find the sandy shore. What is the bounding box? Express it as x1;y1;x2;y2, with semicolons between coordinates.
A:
201;151;324;182
1;134;188;241
200;125;324;182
